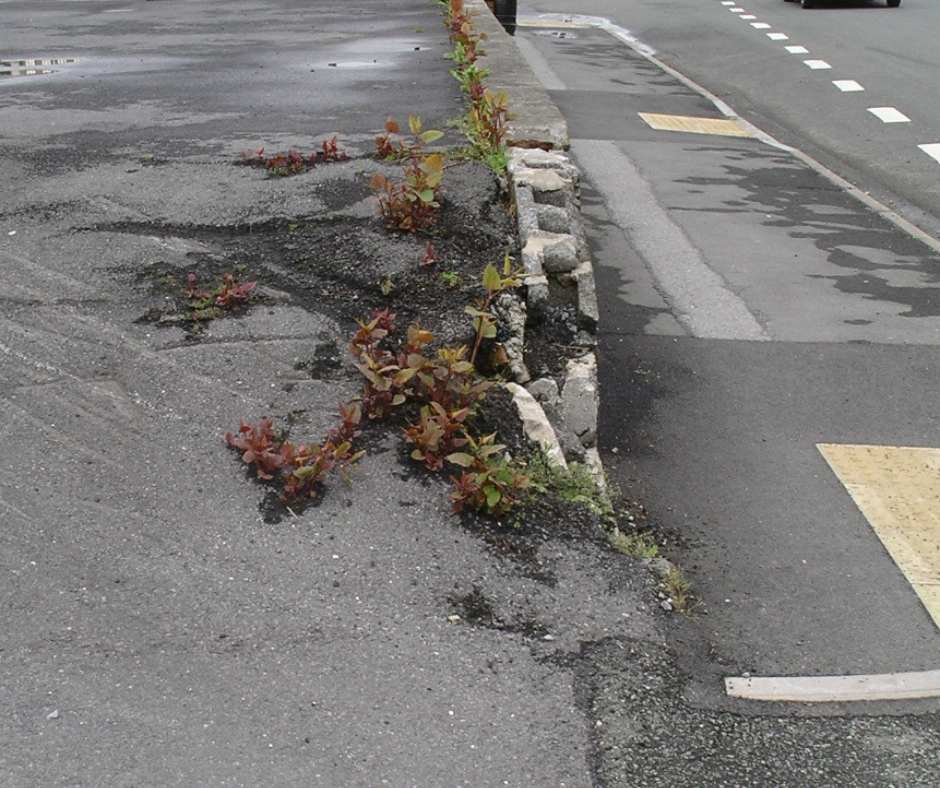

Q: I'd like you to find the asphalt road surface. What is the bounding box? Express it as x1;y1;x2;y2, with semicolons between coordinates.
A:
525;0;940;240
517;3;940;729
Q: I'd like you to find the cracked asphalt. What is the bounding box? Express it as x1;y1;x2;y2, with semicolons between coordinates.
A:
0;2;661;786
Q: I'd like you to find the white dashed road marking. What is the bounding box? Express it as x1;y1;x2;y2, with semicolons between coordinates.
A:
721;1;735;5
740;14;756;19
751;22;771;29
730;7;745;13
868;106;911;123
767;32;788;40
804;59;832;70
785;45;809;54
833;80;865;92
919;143;940;164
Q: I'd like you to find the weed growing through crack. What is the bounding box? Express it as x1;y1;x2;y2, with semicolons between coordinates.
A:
608;528;659;560
467;255;523;366
370;116;445;232
526;451;613;520
662;567;693;614
227;262;528;517
439;270;462;288
443;0;510;173
184;271;256;321
240;136;349;177
225;404;364;503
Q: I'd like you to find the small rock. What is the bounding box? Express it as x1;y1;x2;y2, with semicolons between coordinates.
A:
536;204;571;234
660;600;674;612
526;377;559;407
46;709;59;720
447;614;461;624
504;383;567;469
560;354;599;448
542;634;555;641
542;236;579;274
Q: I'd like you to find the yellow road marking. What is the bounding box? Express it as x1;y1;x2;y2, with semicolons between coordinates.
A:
818;443;940;629
638;112;752;138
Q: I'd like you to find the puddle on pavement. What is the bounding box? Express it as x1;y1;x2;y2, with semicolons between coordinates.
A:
0;57;77;78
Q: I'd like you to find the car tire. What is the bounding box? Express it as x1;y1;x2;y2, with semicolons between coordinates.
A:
801;0;813;7
887;0;900;6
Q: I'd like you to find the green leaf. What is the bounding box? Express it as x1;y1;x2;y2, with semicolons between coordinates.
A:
394;367;418;386
482;263;501;293
418;189;435;204
408;115;422;136
446;452;476;468
420;130;444;144
391;394;406;406
484;485;502;509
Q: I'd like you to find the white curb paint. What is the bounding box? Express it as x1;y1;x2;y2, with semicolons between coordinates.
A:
751;22;771;29
868;106;910;124
785;45;808;54
919;143;940;164
726;670;940;702
803;59;832;70
833;80;864;92
767;32;788;40
514;35;567;91
571;139;769;342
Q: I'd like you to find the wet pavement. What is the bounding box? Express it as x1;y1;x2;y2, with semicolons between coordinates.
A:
517;18;940;787
0;2;662;786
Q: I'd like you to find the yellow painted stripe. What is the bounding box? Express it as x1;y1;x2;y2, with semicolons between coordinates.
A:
818;443;940;629
638;112;752;138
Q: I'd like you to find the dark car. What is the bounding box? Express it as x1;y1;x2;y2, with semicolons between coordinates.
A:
795;0;899;7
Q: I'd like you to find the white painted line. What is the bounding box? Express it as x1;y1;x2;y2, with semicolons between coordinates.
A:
919;143;940;164
751;22;771;29
729;7;746;12
726;670;940;702
721;1;735;4
572;139;769;341
833;80;864;92
868;106;911;123
514;35;567;91
767;32;789;40
785;45;809;54
803;59;832;70
740;14;756;19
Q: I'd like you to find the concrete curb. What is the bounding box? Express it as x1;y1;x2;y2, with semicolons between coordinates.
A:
471;1;605;488
465;0;569;150
506;147;602;477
